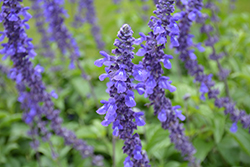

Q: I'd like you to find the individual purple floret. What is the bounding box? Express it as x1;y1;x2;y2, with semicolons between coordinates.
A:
95;24;150;167
174;0;250;133
31;0;54;58
135;0;196;163
0;1;102;165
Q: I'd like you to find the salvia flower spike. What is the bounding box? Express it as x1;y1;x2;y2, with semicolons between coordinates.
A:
0;1;103;165
135;0;196;163
95;24;150;167
42;0;80;68
70;0;105;49
31;0;54;58
175;0;250;133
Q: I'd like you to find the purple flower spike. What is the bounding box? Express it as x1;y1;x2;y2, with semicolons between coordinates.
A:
42;0;82;66
135;0;196;163
95;24;150;166
1;1;101;163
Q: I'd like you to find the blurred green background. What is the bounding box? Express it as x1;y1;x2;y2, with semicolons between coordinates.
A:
0;0;250;167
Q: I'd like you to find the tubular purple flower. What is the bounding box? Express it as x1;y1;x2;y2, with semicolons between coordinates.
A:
0;1;102;165
95;24;150;166
135;0;196;163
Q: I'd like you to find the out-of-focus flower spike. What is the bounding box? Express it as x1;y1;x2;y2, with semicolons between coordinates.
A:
0;2;102;165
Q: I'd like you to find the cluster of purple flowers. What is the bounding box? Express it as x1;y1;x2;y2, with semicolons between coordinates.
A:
31;0;54;58
174;0;250;133
134;0;196;163
42;0;80;68
95;24;150;167
0;0;102;165
0;0;249;166
95;0;197;165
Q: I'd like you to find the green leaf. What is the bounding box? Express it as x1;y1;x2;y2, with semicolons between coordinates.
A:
164;161;180;167
0;114;22;128
193;137;214;162
231;72;250;84
229;125;250;157
0;111;8;119
195;104;214;120
75;120;106;139
213;113;225;143
70;77;90;98
217;135;240;165
6;157;20;167
2;143;19;155
146;124;170;158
